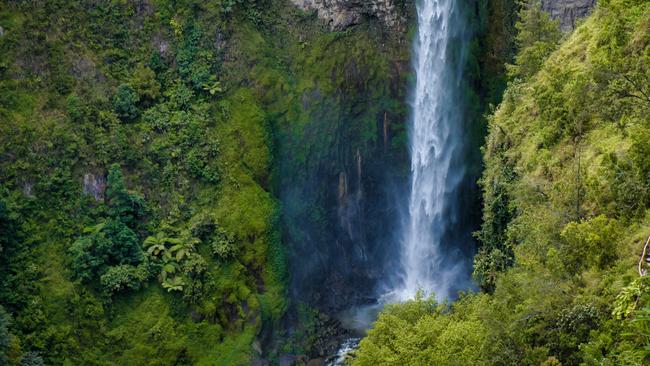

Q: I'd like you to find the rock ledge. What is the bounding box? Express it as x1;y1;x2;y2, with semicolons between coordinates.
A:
290;0;403;30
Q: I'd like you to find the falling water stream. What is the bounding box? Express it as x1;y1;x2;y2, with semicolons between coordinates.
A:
327;0;473;363
396;0;471;301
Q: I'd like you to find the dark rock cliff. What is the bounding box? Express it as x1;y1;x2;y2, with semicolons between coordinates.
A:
289;0;406;30
542;0;597;30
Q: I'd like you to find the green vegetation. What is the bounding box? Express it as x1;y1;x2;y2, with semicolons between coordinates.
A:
0;0;412;363
354;0;650;364
7;0;647;363
0;0;288;363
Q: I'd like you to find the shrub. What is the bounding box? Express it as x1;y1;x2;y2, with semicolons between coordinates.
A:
189;214;237;259
70;219;143;283
593;152;650;219
560;215;621;271
210;228;237;260
612;277;650;319
164;80;194;110
181;255;208;304
0;199;17;255
65;94;87;123
99;264;149;295
186;144;220;183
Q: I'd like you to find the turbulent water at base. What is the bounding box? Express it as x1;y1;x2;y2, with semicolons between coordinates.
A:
394;0;473;301
325;338;360;366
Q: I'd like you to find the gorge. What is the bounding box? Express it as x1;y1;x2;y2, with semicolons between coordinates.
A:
2;0;650;365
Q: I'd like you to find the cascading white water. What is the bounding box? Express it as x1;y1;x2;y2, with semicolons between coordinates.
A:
328;1;473;361
395;0;471;301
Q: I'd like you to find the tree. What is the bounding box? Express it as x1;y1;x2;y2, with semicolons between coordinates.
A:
106;164;145;227
560;215;620;271
131;64;160;105
70;165;146;288
99;219;143;266
70;219;143;282
19;351;44;366
507;0;561;80
144;231;197;292
352;294;491;366
0;198;17;255
112;84;139;121
0;306;11;365
69;231;103;282
99;264;149;295
210;227;237;259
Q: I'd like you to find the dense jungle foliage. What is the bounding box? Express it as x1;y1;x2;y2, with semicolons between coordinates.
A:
353;0;650;365
0;0;413;364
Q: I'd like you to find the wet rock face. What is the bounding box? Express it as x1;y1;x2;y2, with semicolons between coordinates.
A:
83;172;106;201
542;0;596;31
22;182;34;197
153;32;171;60
289;0;404;30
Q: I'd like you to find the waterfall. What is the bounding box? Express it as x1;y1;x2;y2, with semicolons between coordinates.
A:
395;0;473;301
327;1;475;361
